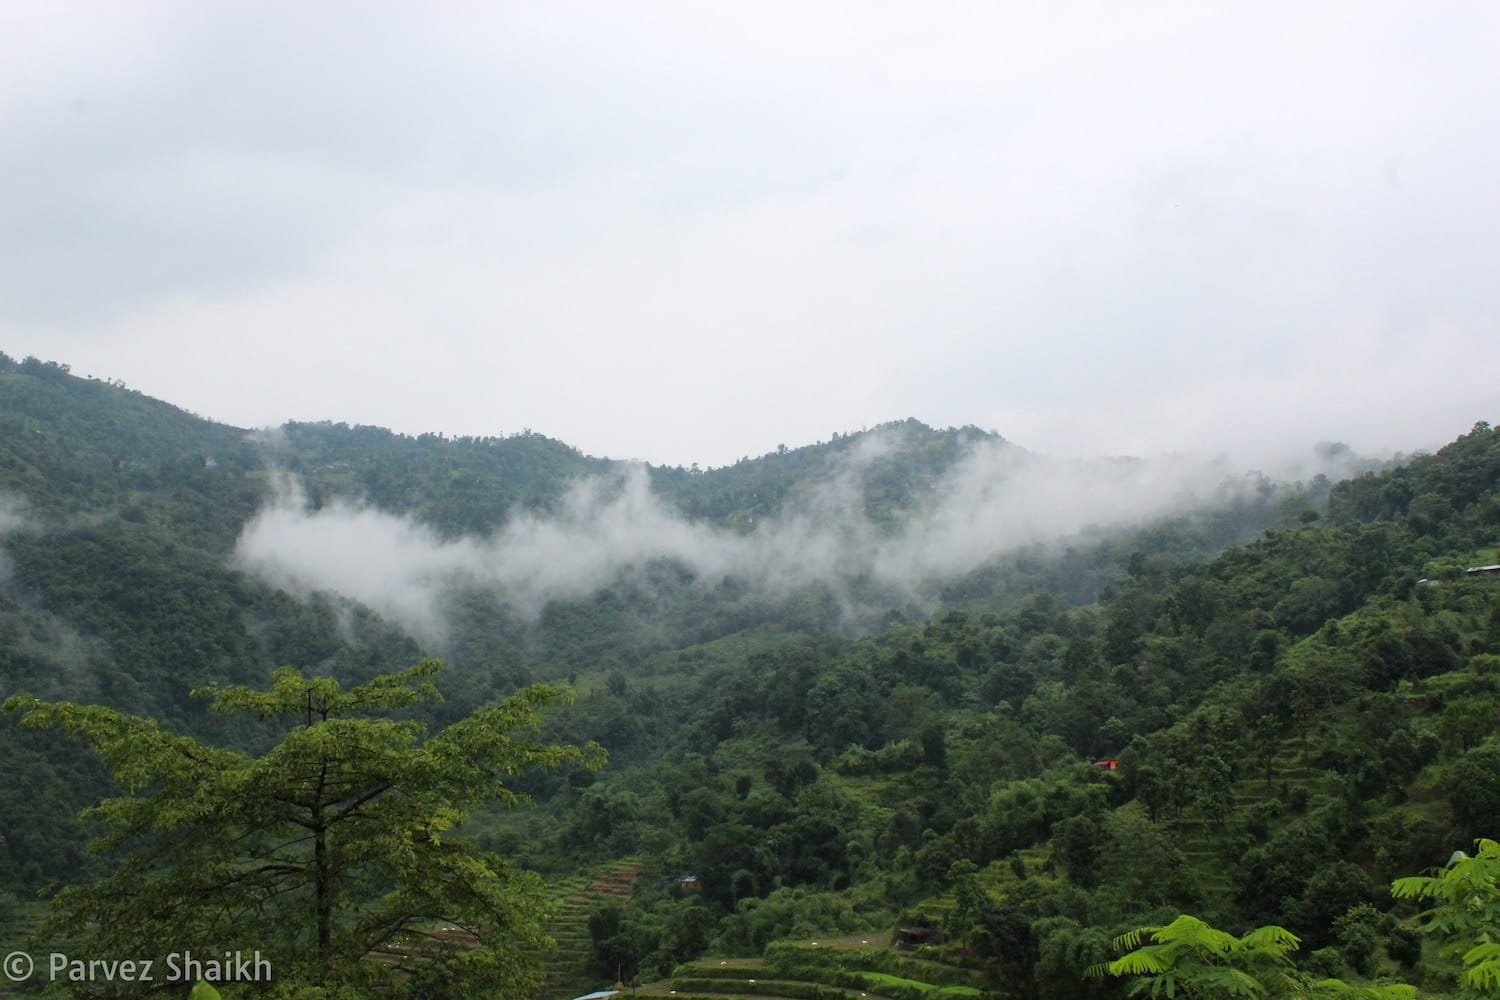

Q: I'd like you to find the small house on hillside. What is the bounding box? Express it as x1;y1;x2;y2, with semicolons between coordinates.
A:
1091;758;1120;770
895;927;948;949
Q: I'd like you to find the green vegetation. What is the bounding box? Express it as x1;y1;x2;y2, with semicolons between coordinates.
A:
1093;913;1416;998
4;660;602;997
3;356;1499;997
1092;835;1500;998
1392;837;1500;995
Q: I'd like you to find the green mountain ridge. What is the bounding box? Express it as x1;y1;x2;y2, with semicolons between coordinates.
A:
3;351;1499;998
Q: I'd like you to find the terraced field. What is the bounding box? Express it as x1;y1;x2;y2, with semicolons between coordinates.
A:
1175;744;1329;900
538;858;644;999
628;935;997;1000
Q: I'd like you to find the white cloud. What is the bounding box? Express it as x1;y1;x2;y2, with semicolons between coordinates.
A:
233;428;1302;640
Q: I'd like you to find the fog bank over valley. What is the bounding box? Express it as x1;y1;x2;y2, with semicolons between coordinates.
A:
233;429;1369;641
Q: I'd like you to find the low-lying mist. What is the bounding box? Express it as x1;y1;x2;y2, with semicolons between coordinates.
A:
231;431;1356;642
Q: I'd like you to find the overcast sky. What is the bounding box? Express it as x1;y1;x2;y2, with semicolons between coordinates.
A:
2;2;1497;468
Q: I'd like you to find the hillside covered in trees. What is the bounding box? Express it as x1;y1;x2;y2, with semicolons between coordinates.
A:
2;354;1499;998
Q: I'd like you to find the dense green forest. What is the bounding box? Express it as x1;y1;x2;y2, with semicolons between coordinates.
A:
2;353;1498;998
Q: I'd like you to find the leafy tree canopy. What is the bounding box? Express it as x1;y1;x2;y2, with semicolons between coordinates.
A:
4;660;604;998
1094;913;1417;1000
1392;837;1500;996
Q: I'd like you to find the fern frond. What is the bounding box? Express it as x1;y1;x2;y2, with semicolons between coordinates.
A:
1465;962;1500;992
1461;943;1500;992
1111;950;1170;975
1462;942;1500;963
1239;924;1301;955
1152;914;1237;954
1389;875;1437;899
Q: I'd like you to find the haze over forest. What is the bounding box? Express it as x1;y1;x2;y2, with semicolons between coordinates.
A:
235;425;1376;641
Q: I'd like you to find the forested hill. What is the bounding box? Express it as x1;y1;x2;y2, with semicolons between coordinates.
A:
0;354;603;540
0;356;1114;897
513;421;1500;996
1;354;994;538
5;352;1500;998
649;418;1007;529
